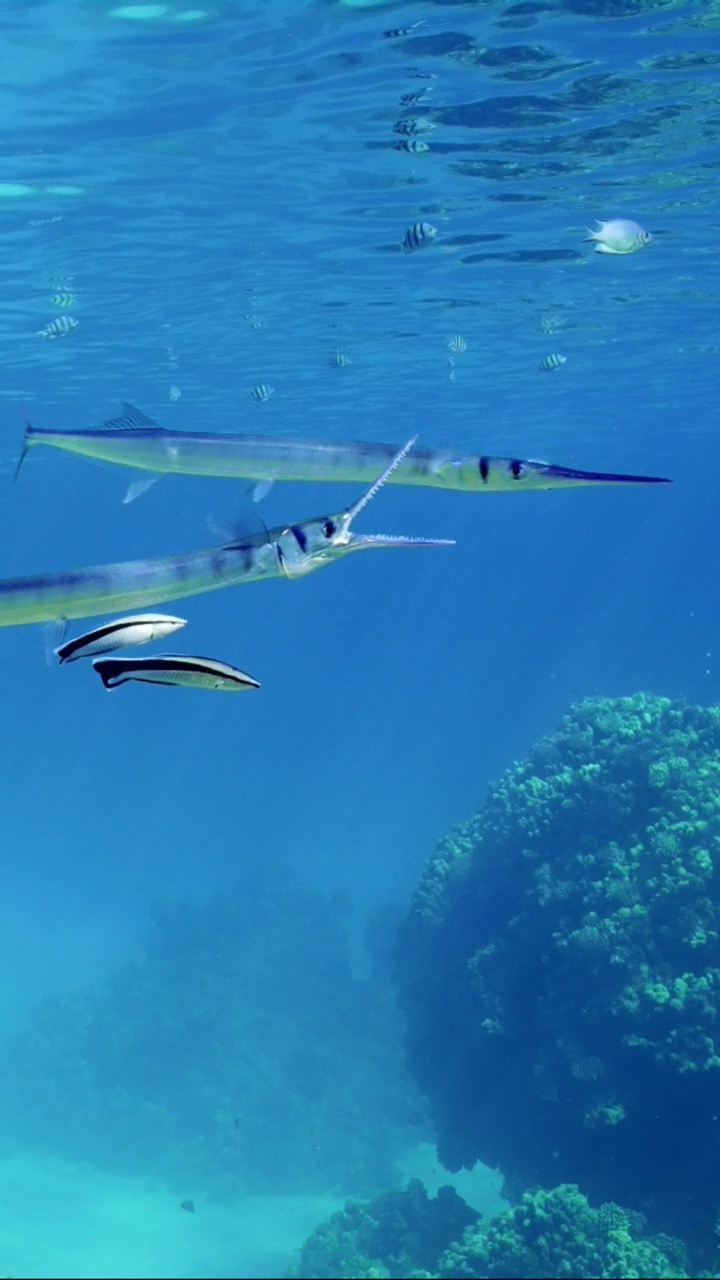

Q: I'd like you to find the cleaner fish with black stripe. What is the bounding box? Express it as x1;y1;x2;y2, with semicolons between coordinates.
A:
93;654;260;693
15;402;672;496
55;613;186;664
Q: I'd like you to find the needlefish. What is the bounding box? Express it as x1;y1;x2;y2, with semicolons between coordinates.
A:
16;403;671;493
0;439;453;628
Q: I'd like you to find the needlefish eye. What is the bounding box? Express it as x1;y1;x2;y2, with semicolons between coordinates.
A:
322;519;335;539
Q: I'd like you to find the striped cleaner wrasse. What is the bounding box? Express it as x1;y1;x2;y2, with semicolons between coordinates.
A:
92;654;260;692
55;613;186;663
0;439;453;628
16;402;672;493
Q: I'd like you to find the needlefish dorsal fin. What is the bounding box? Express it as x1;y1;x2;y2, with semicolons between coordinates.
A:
96;402;162;433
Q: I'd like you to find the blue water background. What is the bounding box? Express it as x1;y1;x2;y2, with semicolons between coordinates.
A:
0;0;716;1271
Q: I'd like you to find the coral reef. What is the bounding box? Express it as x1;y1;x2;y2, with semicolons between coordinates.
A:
0;876;419;1197
437;1184;689;1279
397;694;720;1255
286;1179;690;1279
286;1177;478;1279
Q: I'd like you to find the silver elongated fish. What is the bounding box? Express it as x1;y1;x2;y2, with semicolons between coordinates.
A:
0;439;452;628
16;403;672;493
56;612;186;664
93;654;260;692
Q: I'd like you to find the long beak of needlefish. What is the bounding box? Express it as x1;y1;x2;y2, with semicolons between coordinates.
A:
337;436;456;552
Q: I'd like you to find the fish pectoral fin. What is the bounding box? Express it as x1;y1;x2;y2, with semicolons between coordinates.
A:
123;476;160;504
244;478;275;504
46;617;68;667
206;515;239;544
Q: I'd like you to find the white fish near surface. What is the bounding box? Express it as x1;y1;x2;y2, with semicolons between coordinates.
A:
169;385;182;401
56;613;186;663
540;353;567;372
585;219;652;255
402;222;437;253
447;335;467;354
38;315;78;339
92;653;260;692
251;383;273;402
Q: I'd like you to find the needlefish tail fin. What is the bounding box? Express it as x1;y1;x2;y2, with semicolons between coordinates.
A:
14;413;35;482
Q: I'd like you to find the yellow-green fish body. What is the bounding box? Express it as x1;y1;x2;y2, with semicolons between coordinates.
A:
0;540;279;627
18;404;671;494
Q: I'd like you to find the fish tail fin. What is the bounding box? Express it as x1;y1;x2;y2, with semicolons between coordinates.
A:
92;658;117;690
14;408;36;482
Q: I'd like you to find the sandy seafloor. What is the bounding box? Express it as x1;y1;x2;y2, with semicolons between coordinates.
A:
0;1144;506;1279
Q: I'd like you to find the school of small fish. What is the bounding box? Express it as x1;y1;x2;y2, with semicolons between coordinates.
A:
16;19;661;701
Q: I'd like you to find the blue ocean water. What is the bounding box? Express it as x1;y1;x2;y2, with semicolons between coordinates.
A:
0;0;716;1276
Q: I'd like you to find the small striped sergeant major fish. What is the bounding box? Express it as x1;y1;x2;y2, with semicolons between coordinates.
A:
16;402;672;494
38;316;78;339
383;22;425;37
540;353;567;372
329;350;351;368
52;291;76;308
402;222;437;253
0;438;453;628
56;613;186;664
93;654;260;693
538;311;567;336
393;118;435;136
400;91;431;106
447;336;467;354
394;139;430;154
251;384;273;402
